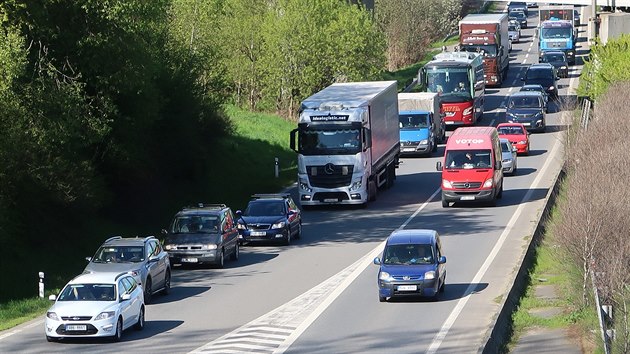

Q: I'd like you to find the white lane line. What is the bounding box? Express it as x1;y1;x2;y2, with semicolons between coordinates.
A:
0;319;43;340
425;134;562;354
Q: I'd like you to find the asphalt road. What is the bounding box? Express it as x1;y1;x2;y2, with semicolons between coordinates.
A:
0;8;590;354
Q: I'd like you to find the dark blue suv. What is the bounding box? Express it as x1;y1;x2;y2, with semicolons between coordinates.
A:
373;229;447;302
236;194;302;245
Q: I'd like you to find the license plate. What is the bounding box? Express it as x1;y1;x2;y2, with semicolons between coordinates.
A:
250;231;266;236
445;121;455;124
65;324;87;331
403;148;416;152
397;285;417;291
323;198;338;203
522;122;531;126
460;195;475;201
181;257;198;263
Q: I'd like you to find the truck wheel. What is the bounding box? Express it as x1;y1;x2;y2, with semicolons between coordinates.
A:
441;196;449;208
386;164;396;189
368;180;377;202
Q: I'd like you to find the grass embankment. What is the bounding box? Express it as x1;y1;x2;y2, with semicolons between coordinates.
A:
0;298;53;331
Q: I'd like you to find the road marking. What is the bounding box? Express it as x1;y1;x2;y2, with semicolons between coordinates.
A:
425;131;562;354
0;319;43;340
189;189;441;354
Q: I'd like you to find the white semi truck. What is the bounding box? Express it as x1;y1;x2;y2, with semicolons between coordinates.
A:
290;81;400;206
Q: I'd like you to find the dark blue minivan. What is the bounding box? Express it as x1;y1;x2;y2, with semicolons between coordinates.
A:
373;229;447;302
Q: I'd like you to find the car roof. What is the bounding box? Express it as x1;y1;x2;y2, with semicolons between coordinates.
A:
498;122;527;129
250;194;292;200
386;229;437;245
177;203;229;216
510;91;543;98
68;271;130;284
101;236;156;246
500;138;511;144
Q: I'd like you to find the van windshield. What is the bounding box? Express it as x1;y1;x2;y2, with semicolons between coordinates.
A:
383;244;434;265
445;149;492;169
399;113;430;129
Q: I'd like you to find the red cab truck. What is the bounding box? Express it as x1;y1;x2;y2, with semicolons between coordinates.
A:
436;127;504;207
459;13;510;87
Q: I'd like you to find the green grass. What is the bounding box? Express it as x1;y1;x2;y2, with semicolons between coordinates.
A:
0;297;52;331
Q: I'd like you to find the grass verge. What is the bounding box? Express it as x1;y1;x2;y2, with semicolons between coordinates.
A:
0;297;53;331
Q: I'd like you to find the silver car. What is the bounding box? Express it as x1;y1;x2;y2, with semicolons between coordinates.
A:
508;20;521;43
84;236;171;304
501;138;518;175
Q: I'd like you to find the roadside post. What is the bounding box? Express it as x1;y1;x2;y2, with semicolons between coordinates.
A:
38;272;45;298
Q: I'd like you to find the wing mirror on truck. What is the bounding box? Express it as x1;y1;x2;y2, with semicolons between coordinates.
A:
290;129;298;152
436;161;443;171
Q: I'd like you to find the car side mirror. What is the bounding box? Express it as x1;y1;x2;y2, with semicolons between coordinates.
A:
436;161;443;171
373;257;382;265
236;210;242;217
438;256;447;264
85;257;92;262
121;293;131;302
288;210;296;216
48;294;57;301
512;146;518;153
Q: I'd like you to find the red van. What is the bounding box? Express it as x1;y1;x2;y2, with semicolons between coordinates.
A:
436;127;504;207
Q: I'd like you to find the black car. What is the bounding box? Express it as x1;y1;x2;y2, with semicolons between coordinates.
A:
236;194;302;245
508;2;528;16
539;51;569;78
522;63;559;99
163;203;240;268
508;10;528;29
505;91;547;132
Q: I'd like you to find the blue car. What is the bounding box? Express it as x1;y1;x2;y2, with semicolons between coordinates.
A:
373;229;447;302
236;194;302;246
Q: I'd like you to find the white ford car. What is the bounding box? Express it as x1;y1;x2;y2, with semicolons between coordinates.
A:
45;271;145;342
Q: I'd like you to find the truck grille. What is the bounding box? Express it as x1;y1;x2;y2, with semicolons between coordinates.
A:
547;41;566;48
307;165;353;188
452;182;482;189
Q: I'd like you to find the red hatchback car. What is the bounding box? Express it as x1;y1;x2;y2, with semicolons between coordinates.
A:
497;123;529;155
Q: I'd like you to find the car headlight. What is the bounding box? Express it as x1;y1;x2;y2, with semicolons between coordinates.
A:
46;312;60;321
549;86;555;91
379;271;393;281
424;271;436;280
518;140;527;144
94;311;116;321
418;139;428;145
442;179;453;188
463;107;473;116
561;66;567;69
483;178;494;188
164;244;174;251
237;223;246;230
203;244;218;250
349;179;362;191
272;221;287;229
502;159;511;163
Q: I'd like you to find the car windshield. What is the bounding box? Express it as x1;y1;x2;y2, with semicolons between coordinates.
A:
58;284;116;301
509;25;518;31
542;54;566;63
245;201;285;216
383;244;434;265
498;126;525;135
171;215;220;233
445;149;492;169
91;246;145;263
526;68;553;80
399;113;430;129
509;96;542;108
510;12;525;19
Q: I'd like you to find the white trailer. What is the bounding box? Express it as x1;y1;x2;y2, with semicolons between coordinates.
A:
290;81;400;206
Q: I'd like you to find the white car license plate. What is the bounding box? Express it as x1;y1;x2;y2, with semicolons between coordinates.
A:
181;257;198;263
460;195;475;201
323;198;338;203
250;231;266;236
445;121;455;125
522;122;531;126
397;285;417;291
66;324;87;331
403;148;416;152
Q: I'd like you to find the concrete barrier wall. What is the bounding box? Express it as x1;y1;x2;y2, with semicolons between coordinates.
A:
599;12;630;45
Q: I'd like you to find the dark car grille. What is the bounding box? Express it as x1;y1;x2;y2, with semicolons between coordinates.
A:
248;224;271;231
307;165;353;188
392;275;422;281
452;182;482;189
56;324;98;335
61;316;92;321
175;245;203;250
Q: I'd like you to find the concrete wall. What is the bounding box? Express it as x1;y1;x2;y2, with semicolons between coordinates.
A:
599;12;630;44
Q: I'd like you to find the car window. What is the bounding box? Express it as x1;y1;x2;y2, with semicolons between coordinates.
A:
245;201;285;216
526;68;553;80
498;126;524;135
146;241;157;259
509;96;541;108
225;210;234;230
501;142;511;152
58;284;113;301
445;150;492;169
383;244;434;265
117;279;126;298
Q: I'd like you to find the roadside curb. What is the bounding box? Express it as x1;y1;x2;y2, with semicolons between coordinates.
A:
477;166;566;354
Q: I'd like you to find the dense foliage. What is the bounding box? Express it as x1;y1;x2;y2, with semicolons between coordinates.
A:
577;34;630;100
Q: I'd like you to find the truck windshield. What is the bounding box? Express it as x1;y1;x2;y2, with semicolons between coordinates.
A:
298;127;361;155
541;27;572;39
445;150;492;169
399;113;429;129
426;67;472;101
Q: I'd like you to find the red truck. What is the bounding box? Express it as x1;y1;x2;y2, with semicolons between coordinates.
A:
459;13;510;87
